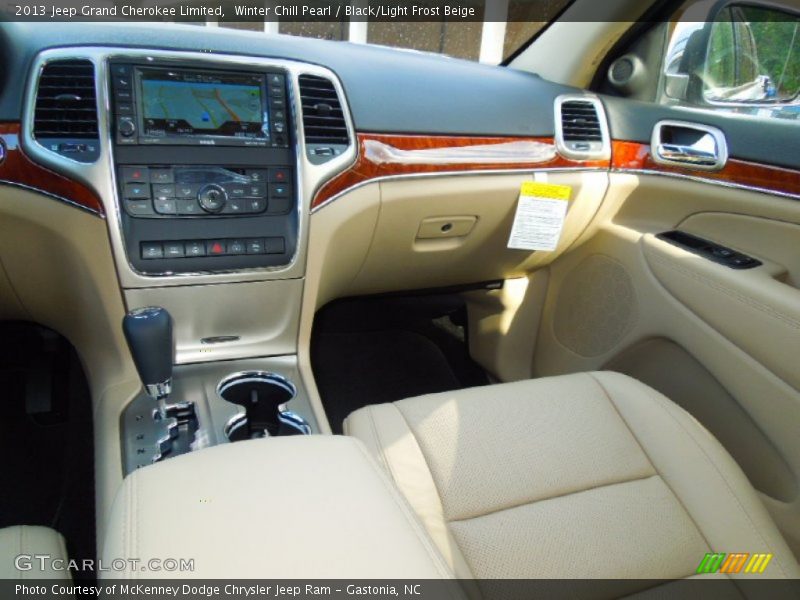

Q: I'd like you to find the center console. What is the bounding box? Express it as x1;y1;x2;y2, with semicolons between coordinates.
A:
103;436;456;580
109;62;298;275
22;49;357;533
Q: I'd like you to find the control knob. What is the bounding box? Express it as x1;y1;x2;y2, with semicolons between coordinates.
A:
118;118;136;138
197;184;227;214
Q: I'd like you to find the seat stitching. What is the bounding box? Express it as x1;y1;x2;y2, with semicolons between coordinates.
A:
590;372;788;578
393;393;655;522
364;407;456;581
448;473;659;524
586;373;718;559
390;404;480;583
349;438;456;582
392;404;452;518
366;405;392;475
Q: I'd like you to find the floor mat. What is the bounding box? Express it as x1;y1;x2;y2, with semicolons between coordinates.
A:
312;296;489;433
0;323;95;580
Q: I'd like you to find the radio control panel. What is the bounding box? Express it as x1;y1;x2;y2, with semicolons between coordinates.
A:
118;165;293;218
109;60;300;276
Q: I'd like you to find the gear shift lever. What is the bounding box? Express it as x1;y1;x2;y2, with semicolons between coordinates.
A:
123;306;174;419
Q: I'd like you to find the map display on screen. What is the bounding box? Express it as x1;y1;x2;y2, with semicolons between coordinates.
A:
139;69;267;140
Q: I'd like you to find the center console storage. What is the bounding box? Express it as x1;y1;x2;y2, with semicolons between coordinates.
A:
121;356;317;474
102;436;455;580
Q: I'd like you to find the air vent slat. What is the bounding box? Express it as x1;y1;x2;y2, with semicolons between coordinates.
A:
299;87;338;95
298;74;349;146
558;99;606;148
33;59;99;140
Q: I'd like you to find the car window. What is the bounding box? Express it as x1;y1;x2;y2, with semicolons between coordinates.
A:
660;1;800;122
214;0;574;64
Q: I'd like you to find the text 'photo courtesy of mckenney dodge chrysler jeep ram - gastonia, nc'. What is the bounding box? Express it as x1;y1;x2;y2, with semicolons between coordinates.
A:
0;0;800;598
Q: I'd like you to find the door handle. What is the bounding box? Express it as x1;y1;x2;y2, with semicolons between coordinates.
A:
656;144;720;166
651;120;728;171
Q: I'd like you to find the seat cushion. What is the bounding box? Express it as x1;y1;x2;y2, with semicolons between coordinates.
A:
0;526;70;579
344;371;800;585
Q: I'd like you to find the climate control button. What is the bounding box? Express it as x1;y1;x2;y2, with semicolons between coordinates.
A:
197;184;227;214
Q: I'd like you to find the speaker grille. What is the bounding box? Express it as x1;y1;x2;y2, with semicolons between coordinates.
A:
611;57;635;83
553;255;636;357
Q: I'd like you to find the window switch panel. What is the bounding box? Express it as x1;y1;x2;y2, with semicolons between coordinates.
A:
656;231;762;270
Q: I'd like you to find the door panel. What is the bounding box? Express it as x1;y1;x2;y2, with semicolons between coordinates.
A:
681;213;800;285
530;168;800;555
642;229;800;390
602;95;800;171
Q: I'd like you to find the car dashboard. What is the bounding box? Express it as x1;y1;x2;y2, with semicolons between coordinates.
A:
2;15;800;584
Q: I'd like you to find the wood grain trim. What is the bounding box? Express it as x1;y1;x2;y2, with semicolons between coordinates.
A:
0;122;104;216
612;140;800;199
312;133;610;209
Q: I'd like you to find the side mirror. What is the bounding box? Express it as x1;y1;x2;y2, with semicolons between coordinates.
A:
663;23;714;103
664;72;691;100
662;1;800;108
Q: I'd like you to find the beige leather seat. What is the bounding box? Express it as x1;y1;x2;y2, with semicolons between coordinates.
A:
0;526;70;579
344;371;800;584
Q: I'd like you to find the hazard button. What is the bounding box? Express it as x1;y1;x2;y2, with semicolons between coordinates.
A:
207;240;227;256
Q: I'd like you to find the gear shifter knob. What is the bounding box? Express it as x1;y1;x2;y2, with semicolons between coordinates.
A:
123;307;174;416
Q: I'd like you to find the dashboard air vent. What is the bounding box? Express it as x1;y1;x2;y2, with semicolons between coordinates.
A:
34;60;98;139
298;74;349;161
32;59;99;162
560;100;602;141
555;96;610;161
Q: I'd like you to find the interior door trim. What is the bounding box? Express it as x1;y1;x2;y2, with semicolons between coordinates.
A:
611;140;800;201
650;120;728;172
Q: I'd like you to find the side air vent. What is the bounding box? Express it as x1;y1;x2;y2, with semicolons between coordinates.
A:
298;74;349;162
555;95;610;161
33;59;99;162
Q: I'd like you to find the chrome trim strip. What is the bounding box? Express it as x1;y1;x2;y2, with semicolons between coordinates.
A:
216;370;297;399
223;413;249;440
310;166;609;213
0;179;104;217
554;94;611;162
144;380;172;401
22;47;357;288
612;168;800;201
278;411;312;435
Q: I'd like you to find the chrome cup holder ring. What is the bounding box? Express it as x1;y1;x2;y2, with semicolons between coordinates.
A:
217;371;310;441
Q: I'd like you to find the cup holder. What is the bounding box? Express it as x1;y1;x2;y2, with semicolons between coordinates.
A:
217;372;310;442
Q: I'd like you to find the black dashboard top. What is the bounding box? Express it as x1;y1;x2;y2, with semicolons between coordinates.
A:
0;21;575;137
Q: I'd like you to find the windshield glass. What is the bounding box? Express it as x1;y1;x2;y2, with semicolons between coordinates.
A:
213;0;575;65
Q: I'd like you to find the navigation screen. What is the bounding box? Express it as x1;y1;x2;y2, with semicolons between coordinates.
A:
138;68;268;141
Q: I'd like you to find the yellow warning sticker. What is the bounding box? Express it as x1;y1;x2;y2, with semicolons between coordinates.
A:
519;181;572;200
508;181;573;251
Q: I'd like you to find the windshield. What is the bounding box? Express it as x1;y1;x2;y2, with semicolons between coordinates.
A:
211;0;575;65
